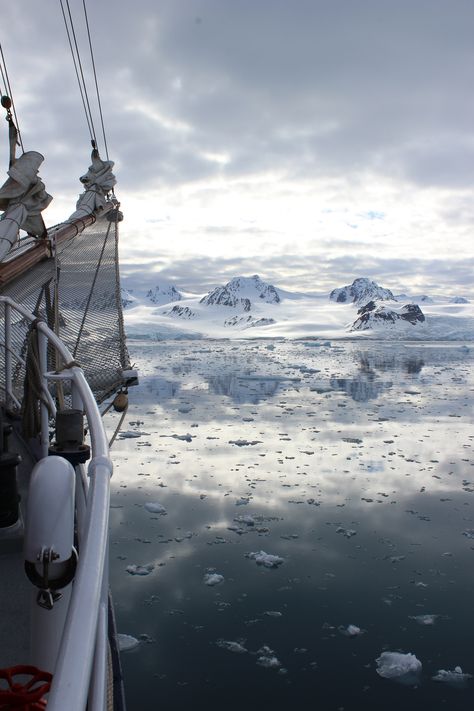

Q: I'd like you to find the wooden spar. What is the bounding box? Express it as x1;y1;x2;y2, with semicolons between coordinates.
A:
0;205;113;289
0;239;50;287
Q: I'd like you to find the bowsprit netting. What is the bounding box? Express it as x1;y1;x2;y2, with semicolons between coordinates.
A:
0;210;131;408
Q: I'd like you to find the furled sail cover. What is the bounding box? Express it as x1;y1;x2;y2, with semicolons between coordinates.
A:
0;151;52;260
0;210;132;407
68;149;116;221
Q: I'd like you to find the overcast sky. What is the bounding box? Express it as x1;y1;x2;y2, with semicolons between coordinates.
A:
1;1;473;296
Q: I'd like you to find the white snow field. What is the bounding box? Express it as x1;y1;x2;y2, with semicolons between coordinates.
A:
122;275;474;341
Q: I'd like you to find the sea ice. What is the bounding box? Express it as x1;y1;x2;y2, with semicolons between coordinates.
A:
376;651;422;684
118;431;144;439
409;614;438;625
117;634;140;651
216;639;247;654
234;514;255;526
336;527;357;538
144;502;167;514
171;433;193;442
257;645;281;668
339;624;364;637
126;564;154;576
432;667;472;686
247;550;284;568
203;573;224;586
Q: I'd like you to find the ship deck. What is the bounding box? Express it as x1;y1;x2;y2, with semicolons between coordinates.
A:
0;424;36;669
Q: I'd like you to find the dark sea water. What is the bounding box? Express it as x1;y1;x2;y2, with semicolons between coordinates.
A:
108;339;474;711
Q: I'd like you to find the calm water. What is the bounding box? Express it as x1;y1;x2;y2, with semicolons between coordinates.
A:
108;339;474;711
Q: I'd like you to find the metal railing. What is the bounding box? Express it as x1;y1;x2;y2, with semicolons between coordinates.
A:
0;295;113;711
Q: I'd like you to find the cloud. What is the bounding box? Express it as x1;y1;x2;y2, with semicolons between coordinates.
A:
120;250;474;299
1;1;473;296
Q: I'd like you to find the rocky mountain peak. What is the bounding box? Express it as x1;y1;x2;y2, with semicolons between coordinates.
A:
351;301;425;331
146;284;182;305
330;278;394;306
200;275;281;308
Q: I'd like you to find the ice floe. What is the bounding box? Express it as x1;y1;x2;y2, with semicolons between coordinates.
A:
203;572;224;586
117;634;140;651
126;563;154;576
339;624;365;637
234;514;255;526
144;502;167;514
376;651;422;685
409;614;438;625
247;550;284;568
216;639;248;653
432;667;472;686
256;645;281;668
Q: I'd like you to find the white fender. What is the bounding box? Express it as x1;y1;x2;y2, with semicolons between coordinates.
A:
24;456;75;565
24;456;76;673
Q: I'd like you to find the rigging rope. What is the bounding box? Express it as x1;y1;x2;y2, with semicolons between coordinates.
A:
82;0;109;161
59;0;112;162
0;41;24;152
72;219;113;358
59;0;97;147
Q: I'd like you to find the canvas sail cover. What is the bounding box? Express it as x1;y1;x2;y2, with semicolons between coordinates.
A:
0;151;52;259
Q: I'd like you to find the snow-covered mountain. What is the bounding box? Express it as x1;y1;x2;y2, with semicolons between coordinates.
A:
121;283;183;308
200;275;281;307
330;278;394;305
145;284;182;305
351;301;426;331
122;273;474;341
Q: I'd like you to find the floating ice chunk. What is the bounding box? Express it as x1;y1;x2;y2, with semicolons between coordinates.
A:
264;611;283;618
462;529;474;539
339;624;365;637
409;614;438;625
257;645;281;668
336;527;357;538
216;639;247;654
247;550;284;568
144;502;167;514
119;430;145;439
203;573;224;586
376;651;422;685
126;563;154;576
117;634;140;651
234;515;255;526
228;525;247;535
171;433;193;442
236;497;250;506
433;667;472;686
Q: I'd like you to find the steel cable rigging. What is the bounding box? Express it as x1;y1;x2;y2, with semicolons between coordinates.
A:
0;41;24;152
59;0;110;158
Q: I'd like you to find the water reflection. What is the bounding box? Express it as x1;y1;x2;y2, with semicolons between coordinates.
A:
206;374;299;403
358;350;425;375
111;339;474;711
328;350;425;401
145;377;180;400
329;375;392;402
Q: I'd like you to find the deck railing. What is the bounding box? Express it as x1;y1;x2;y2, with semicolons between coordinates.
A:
0;295;113;711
